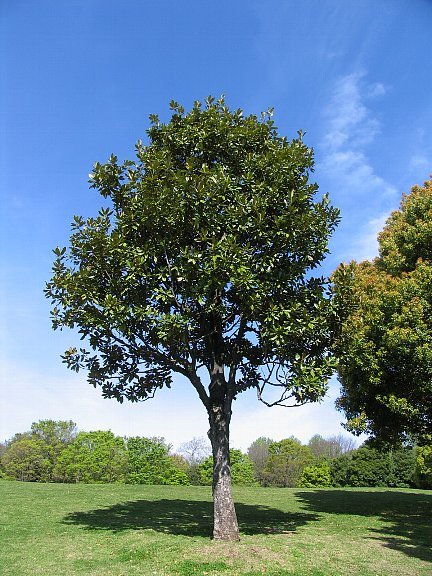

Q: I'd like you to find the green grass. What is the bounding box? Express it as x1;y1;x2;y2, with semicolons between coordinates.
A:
0;481;431;576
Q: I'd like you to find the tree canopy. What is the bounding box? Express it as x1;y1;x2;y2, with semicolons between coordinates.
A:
332;178;432;442
46;96;340;539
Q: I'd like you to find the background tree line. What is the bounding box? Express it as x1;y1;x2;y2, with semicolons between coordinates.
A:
1;420;430;489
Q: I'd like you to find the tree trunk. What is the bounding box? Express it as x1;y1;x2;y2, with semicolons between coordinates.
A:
208;401;240;541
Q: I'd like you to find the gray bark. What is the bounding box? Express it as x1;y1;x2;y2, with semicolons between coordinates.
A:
208;399;240;541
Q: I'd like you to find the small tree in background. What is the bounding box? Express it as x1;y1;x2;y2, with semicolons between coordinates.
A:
1;420;77;482
262;438;314;487
307;434;356;461
2;437;51;482
126;436;189;485
298;462;332;487
247;437;273;483
46;97;340;540
414;440;432;489
178;436;211;485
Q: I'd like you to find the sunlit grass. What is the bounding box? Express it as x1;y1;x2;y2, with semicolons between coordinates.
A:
1;481;430;575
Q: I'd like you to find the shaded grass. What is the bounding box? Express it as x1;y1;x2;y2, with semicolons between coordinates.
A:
0;481;431;575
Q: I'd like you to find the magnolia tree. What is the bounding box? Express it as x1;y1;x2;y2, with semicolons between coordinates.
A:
46;97;339;540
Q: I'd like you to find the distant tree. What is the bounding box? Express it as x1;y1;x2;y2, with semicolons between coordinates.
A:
247;437;273;483
199;449;256;486
2;437;51;482
329;453;352;487
0;441;7;458
54;431;127;483
178;437;211;464
2;420;77;482
169;453;190;472
414;440;432;489
177;436;211;485
262;438;313;487
307;434;356;461
332;444;416;488
126;437;189;485
348;446;396;487
31;419;77;446
46;97;340;539
298;462;332;487
0;441;7;476
332;178;432;443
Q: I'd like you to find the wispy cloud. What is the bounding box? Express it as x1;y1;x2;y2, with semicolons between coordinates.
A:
318;72;397;262
353;212;391;262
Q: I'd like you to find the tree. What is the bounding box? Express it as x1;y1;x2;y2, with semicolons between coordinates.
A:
2;437;51;482
45;97;340;540
329;444;416;488
178;436;211;465
298;462;332;487
1;420;77;482
126;436;189;485
307;434;356;461
30;419;77;480
198;449;256;486
54;431;127;483
414;439;432;489
247;437;273;483
30;419;77;447
332;178;432;443
178;436;212;484
262;437;314;487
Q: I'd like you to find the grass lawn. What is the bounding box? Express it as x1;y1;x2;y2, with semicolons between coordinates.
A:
0;481;430;576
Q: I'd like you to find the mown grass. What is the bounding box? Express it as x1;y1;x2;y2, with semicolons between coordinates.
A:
0;480;431;575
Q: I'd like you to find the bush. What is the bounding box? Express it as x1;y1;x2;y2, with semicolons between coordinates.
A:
330;445;416;488
298;462;332;487
414;443;432;489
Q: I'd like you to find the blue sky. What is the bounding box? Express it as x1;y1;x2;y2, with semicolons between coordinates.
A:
1;0;431;450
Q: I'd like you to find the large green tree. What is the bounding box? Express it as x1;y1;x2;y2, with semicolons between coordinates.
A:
54;430;127;483
126;436;189;485
46;97;339;540
332;178;432;442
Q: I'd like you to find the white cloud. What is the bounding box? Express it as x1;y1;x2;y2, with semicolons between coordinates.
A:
321;72;380;152
0;359;357;452
318;72;397;262
353;212;391;262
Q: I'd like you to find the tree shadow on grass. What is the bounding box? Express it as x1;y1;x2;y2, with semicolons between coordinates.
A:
295;489;432;563
63;498;317;538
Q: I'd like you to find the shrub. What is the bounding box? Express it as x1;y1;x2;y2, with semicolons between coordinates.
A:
298;462;332;487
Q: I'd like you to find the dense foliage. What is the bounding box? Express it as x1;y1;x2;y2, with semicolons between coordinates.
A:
45;97;340;410
298;462;332;487
2;422;429;489
261;438;314;487
332;179;432;442
126;436;189;485
330;444;416;488
54;431;127;483
45;96;341;539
